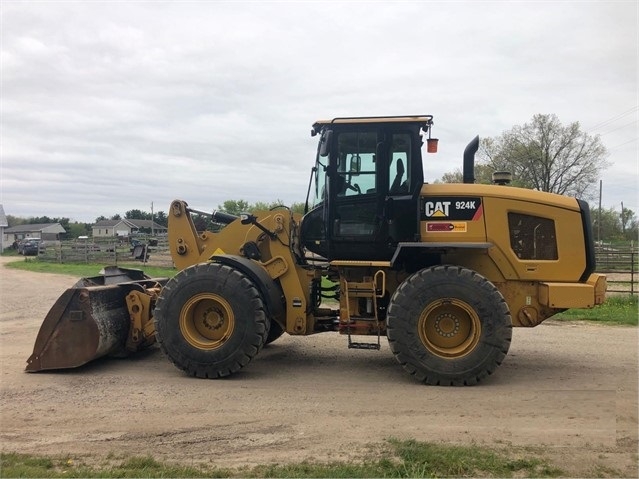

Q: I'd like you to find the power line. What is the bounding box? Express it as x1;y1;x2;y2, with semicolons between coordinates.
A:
598;119;638;137
587;106;639;133
609;137;639;150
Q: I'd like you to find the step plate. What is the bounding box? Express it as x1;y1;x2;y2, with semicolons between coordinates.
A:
348;342;381;350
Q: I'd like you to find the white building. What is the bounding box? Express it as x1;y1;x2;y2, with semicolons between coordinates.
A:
92;219;167;237
0;205;8;253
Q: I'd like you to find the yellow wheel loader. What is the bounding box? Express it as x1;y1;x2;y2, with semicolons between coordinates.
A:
27;115;607;385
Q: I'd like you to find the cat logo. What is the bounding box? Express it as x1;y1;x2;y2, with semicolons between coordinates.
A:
424;201;451;217
421;197;482;221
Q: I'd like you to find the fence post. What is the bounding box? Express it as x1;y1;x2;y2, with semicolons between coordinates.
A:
632;250;635;296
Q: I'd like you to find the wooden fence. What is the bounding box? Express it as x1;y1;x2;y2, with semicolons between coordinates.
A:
36;237;174;268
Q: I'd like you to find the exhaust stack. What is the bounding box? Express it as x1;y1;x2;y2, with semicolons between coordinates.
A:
463;136;479;184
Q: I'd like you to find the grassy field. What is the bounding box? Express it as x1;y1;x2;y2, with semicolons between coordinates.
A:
0;439;571;478
552;295;638;326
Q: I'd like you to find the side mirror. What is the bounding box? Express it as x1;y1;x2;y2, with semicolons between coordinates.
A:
319;130;332;157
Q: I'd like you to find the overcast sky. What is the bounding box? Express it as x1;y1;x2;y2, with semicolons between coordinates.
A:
1;1;637;223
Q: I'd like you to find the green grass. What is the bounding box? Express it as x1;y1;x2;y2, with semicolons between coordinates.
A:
4;258;176;279
553;295;638;326
0;439;566;478
0;453;221;478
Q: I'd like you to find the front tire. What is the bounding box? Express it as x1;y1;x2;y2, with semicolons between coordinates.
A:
154;262;269;378
386;265;512;386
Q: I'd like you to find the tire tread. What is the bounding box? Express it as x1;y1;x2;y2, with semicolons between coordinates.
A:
154;262;268;379
386;265;512;386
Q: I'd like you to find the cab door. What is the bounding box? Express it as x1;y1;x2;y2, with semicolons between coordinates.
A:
328;129;386;260
385;131;421;244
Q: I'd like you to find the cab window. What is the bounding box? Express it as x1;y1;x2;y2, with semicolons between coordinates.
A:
336;132;377;196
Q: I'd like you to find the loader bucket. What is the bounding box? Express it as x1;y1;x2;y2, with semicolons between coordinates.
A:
26;266;166;372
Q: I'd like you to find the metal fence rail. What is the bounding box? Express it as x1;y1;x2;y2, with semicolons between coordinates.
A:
595;247;637;295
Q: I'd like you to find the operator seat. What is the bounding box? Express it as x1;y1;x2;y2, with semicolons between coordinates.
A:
390;158;406;194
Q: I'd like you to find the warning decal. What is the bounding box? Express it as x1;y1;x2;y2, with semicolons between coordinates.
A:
426;222;468;233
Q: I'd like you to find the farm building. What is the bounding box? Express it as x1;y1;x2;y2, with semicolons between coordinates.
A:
0;205;8;253
92;219;167;238
3;222;66;249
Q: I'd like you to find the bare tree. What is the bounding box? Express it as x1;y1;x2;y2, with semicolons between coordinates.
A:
479;114;609;198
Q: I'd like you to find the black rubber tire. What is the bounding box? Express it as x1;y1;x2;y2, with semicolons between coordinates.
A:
386;265;512;386
264;320;285;345
153;262;269;378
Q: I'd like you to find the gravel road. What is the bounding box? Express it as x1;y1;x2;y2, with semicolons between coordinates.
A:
0;257;637;476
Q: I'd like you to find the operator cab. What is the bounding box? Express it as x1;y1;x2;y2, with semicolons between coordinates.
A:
301;115;436;261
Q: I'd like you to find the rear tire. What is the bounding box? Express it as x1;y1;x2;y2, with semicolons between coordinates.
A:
154;262;268;378
386;265;512;386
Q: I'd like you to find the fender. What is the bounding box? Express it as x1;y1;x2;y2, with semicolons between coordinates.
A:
211;254;286;325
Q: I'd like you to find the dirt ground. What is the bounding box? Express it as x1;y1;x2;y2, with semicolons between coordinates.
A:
0;257;637;477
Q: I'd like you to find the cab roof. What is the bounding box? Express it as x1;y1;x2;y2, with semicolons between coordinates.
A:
312;115;433;135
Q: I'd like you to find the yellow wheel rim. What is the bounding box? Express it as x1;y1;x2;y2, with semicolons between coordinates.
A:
418;299;481;358
179;293;235;350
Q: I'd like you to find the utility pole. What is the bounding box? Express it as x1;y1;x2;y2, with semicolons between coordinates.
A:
597;180;602;245
151;202;154;236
